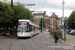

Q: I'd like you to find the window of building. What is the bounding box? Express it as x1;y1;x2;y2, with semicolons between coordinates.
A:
38;20;39;22
34;15;43;18
46;23;47;26
48;20;50;23
50;21;52;23
48;24;51;27
50;25;52;27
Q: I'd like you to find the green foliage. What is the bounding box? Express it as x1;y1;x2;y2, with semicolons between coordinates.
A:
50;30;54;38
13;5;33;25
50;30;62;39
0;1;14;24
57;30;62;38
0;1;34;27
67;10;75;28
39;18;46;28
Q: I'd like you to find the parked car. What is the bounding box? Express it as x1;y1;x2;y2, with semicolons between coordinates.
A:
70;30;75;35
66;29;71;34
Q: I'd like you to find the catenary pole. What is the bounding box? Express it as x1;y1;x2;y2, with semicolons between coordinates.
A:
62;0;65;39
49;16;50;30
11;0;13;9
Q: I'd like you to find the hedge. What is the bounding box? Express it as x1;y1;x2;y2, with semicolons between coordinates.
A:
50;30;62;39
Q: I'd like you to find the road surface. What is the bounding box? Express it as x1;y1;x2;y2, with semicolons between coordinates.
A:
0;32;74;50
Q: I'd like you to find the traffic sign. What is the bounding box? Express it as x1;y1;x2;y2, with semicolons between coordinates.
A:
61;21;65;26
64;22;66;27
61;26;65;29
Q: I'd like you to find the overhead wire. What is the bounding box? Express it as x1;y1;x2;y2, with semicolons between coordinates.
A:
29;7;37;10
27;0;45;11
0;0;45;12
41;0;45;11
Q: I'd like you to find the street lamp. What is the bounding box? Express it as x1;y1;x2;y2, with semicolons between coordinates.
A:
10;0;35;9
49;16;50;31
18;4;35;6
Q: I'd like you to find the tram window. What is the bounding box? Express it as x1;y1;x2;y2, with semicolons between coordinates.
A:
29;25;32;32
34;26;35;31
18;21;27;25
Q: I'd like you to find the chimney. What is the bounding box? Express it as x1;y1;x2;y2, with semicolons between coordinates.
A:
44;11;46;15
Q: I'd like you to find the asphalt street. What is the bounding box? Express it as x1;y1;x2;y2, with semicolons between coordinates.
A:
66;33;75;41
0;32;75;50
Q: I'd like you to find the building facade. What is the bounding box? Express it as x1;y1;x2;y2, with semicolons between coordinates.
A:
49;13;59;29
32;11;67;30
32;11;46;26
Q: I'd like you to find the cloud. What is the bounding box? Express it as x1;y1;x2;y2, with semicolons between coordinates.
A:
16;0;75;10
7;0;75;17
35;8;72;17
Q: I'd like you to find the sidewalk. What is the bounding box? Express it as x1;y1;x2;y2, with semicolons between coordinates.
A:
0;36;6;38
59;34;75;47
45;31;75;47
59;39;75;47
0;35;17;39
42;32;75;50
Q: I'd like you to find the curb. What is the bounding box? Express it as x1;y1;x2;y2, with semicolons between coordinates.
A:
58;39;75;47
0;36;6;38
58;40;62;43
46;32;75;47
0;36;17;39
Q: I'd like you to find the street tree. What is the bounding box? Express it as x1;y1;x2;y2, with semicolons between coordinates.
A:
39;18;46;30
0;1;14;28
13;4;34;26
67;10;75;29
0;1;34;30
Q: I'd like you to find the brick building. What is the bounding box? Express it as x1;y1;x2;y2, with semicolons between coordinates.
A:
45;13;59;30
50;13;59;29
32;11;67;30
44;14;49;29
32;11;46;26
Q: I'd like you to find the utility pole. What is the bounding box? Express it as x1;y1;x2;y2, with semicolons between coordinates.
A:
42;18;43;32
10;0;35;9
49;16;50;30
11;0;13;9
62;0;65;39
41;18;43;32
41;17;43;32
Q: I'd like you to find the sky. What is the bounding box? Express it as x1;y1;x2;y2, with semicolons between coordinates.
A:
3;0;75;17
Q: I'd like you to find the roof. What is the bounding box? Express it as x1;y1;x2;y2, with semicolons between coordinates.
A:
45;14;49;17
51;13;59;19
19;19;30;22
18;19;39;27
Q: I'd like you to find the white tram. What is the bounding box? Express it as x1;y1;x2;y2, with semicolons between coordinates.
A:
17;19;39;38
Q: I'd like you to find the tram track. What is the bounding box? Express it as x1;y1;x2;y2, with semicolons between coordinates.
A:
20;42;26;50
9;39;18;50
9;39;26;50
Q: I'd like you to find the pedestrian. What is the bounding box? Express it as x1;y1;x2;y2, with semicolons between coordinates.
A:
54;29;58;43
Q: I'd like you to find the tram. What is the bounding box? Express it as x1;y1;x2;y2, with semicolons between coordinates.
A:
17;19;39;38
